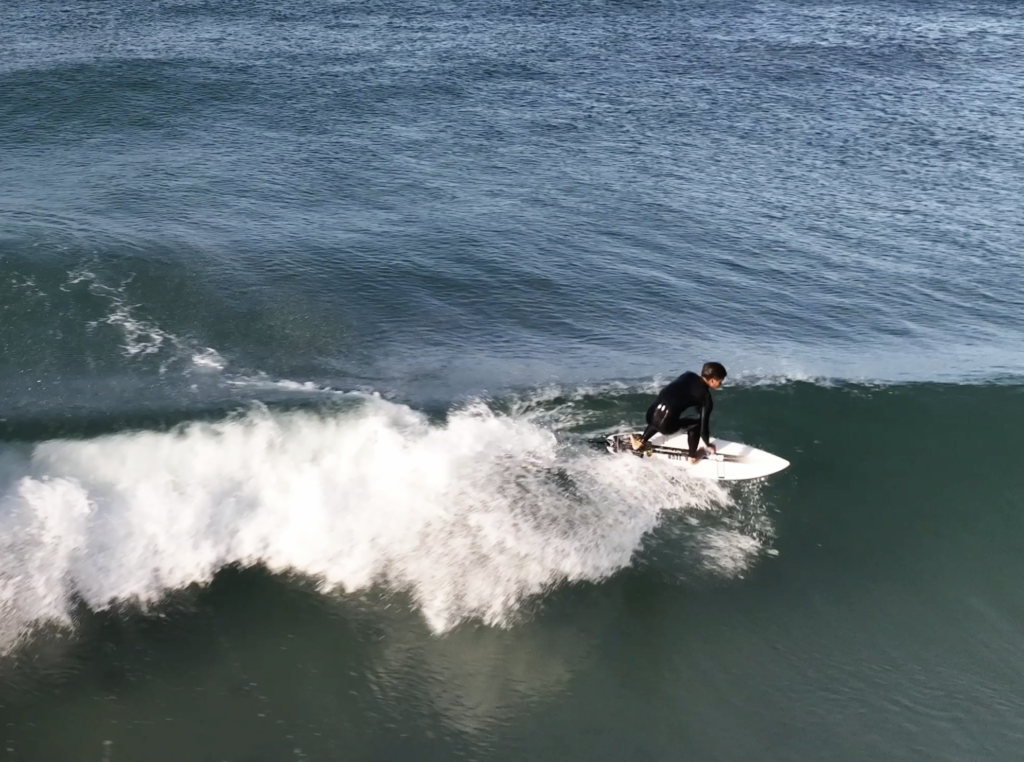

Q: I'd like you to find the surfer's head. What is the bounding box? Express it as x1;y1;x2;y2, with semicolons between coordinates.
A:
701;361;727;389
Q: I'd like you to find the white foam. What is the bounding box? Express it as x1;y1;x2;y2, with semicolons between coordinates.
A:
65;269;371;398
224;375;344;394
70;269;230;375
73;270;168;358
695;529;764;576
191;348;227;371
0;397;754;652
727;369;831;387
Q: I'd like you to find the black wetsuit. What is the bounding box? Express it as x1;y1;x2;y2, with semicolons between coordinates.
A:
639;372;714;458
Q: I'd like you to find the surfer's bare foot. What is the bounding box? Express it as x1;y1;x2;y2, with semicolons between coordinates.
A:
629;434;644;450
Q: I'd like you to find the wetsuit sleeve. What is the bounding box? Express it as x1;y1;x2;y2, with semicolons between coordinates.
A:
699;391;713;448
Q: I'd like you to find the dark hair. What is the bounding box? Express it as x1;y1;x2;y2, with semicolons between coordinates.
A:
701;361;728;381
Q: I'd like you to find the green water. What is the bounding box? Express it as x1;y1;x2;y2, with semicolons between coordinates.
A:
3;384;1023;760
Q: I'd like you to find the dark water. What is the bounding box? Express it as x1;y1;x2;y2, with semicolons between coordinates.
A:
2;0;1024;760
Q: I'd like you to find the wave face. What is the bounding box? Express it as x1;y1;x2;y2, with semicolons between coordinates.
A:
2;378;1023;762
4;377;1021;656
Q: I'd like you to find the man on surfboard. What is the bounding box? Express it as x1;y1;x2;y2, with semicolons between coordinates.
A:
629;362;727;464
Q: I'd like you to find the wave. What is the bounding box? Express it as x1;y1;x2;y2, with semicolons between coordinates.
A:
0;396;763;654
3;262;1021;411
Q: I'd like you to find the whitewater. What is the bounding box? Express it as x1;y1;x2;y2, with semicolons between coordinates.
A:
0;394;757;653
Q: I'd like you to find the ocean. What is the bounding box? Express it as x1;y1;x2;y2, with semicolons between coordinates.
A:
2;0;1023;759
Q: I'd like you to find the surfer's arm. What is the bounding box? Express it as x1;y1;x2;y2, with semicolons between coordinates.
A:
699;395;713;453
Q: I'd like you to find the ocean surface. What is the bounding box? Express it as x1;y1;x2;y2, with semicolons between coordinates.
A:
2;0;1024;759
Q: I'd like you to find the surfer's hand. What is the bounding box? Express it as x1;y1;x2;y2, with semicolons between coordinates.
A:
706;444;716;456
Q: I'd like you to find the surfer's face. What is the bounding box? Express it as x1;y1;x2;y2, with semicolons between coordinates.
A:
707;377;723;390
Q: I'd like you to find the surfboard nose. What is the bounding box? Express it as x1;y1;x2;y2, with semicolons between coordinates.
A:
761;452;790;475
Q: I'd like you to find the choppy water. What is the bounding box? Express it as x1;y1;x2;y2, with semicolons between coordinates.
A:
2;0;1023;760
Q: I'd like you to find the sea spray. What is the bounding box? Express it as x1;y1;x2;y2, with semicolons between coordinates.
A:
0;395;751;652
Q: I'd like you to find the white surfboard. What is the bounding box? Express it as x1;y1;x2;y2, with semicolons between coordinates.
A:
605;432;789;481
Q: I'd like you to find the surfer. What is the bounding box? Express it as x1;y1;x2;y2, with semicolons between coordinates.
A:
629;362;727;464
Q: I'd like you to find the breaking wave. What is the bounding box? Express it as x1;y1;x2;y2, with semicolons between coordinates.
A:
0;395;762;653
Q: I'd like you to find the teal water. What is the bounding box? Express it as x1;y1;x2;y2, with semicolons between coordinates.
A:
2;0;1024;760
2;384;1023;760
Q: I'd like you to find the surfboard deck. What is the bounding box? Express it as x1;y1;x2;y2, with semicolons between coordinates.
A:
605;432;789;481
